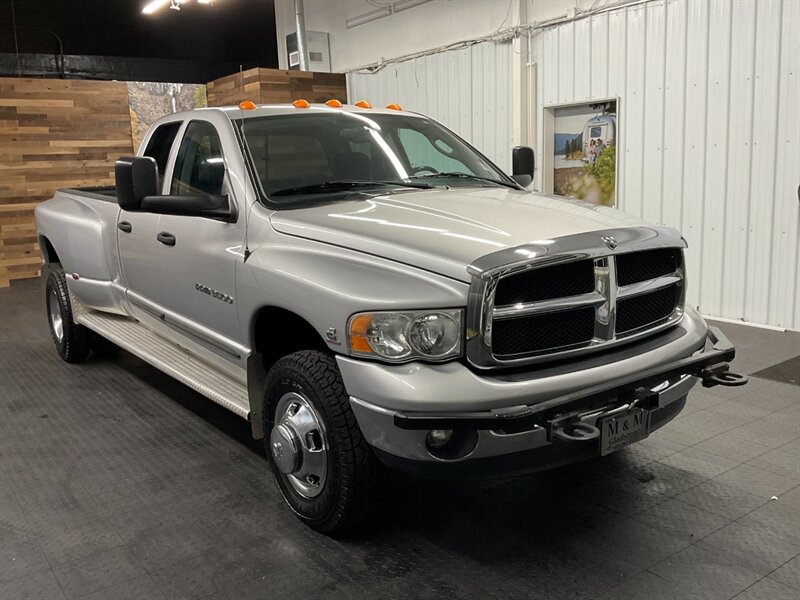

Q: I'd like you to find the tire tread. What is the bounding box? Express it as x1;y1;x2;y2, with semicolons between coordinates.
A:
263;350;377;533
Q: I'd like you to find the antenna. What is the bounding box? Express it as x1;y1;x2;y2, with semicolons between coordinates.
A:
238;64;252;262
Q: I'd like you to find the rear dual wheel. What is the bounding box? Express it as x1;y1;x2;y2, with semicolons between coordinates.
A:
263;350;377;533
45;269;91;363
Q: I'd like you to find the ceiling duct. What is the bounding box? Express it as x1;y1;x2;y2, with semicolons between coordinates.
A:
294;0;310;71
345;0;433;29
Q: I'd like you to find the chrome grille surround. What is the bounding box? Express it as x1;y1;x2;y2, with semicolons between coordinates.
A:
465;227;687;369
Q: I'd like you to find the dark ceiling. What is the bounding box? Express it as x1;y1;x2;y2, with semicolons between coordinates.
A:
0;0;278;67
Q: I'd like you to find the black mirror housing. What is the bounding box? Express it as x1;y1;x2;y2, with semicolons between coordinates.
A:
115;156;158;211
139;194;235;222
512;146;535;188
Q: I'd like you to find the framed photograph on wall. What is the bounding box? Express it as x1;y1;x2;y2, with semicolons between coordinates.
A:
542;99;618;207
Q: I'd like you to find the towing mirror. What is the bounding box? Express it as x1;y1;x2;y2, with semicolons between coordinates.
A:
115;156;158;211
139;193;236;223
511;146;535;187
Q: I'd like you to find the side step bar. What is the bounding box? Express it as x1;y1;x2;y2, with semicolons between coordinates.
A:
77;310;250;419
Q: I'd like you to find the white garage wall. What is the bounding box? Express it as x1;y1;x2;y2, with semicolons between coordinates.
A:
531;0;799;330
347;41;514;171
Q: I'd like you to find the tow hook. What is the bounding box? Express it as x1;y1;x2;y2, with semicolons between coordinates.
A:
700;363;748;388
550;421;600;442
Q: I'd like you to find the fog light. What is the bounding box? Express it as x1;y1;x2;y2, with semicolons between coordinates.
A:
426;429;453;449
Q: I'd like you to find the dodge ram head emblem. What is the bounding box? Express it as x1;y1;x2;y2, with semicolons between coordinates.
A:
601;235;618;250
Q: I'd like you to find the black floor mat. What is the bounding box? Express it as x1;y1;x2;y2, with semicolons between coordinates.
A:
753;355;800;385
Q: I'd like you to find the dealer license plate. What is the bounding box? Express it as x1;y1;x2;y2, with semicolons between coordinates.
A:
600;408;650;456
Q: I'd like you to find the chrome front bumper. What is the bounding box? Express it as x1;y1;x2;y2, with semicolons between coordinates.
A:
338;310;744;475
349;372;696;465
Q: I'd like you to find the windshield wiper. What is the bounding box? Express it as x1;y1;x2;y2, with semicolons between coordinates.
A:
271;180;434;197
408;172;518;189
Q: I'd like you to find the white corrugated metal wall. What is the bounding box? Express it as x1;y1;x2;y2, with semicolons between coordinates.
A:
346;0;799;330
532;0;799;330
347;41;514;171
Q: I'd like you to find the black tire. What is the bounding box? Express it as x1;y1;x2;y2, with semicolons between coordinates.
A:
45;268;91;363
263;350;377;533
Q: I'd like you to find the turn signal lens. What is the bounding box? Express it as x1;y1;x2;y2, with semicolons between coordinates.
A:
325;99;343;108
385;103;403;111
239;100;256;110
354;100;372;109
348;314;373;353
292;99;310;108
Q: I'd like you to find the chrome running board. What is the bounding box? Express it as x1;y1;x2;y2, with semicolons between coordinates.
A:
77;309;250;419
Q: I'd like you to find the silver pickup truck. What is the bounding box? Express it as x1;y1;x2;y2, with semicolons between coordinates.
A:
35;102;746;532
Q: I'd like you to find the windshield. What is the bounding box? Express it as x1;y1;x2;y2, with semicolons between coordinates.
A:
237;111;515;205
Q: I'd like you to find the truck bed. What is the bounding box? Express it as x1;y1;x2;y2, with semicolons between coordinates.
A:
63;186;118;201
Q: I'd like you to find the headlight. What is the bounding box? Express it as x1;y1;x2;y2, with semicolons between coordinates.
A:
348;309;462;362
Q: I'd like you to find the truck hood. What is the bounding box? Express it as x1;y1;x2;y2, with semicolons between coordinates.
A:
269;187;647;282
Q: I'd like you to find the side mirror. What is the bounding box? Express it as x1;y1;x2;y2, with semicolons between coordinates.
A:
139;193;235;223
115;156;158;211
511;146;535;187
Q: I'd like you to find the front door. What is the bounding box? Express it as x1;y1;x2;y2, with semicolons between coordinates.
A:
152;119;246;363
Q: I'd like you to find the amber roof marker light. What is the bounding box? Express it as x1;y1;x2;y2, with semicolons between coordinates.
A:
292;99;311;108
385;103;403;111
325;99;344;108
238;100;256;110
354;100;372;109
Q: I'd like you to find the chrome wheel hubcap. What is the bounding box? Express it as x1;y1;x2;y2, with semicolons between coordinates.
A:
48;288;64;343
270;392;328;498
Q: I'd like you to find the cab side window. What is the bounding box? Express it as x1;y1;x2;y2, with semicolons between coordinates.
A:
142;122;181;186
171;121;225;196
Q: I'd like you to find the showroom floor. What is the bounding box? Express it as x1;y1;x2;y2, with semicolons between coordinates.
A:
1;279;798;600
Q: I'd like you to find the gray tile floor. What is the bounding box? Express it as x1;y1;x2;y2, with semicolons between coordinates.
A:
1;278;798;600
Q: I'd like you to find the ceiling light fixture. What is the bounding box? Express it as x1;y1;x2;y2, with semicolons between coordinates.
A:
142;0;216;15
142;0;169;14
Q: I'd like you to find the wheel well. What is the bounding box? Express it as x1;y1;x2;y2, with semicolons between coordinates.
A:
253;306;329;371
248;307;331;440
39;236;60;265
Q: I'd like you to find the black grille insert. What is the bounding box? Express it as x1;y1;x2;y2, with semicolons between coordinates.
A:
492;307;596;357
494;260;595;307
616;284;680;334
616;248;681;287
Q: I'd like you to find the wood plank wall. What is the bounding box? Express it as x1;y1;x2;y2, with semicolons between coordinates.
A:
207;68;347;107
0;78;133;287
0;69;347;287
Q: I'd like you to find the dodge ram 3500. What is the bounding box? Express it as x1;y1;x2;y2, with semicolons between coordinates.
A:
35;102;746;532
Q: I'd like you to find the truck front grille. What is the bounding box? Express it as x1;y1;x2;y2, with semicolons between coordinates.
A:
616;283;681;334
467;237;686;368
616;248;682;286
492;306;596;357
494;259;595;306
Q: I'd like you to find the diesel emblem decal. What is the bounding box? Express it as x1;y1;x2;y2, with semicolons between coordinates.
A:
195;283;234;304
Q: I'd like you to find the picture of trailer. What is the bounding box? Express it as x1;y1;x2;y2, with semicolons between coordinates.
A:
582;113;616;162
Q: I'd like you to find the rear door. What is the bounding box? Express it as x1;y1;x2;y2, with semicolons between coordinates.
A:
118;121;181;311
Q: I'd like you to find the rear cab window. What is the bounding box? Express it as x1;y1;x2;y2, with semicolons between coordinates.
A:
142;122;181;186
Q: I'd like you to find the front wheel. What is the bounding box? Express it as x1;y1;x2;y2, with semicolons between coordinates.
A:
263;350;377;533
45;269;91;363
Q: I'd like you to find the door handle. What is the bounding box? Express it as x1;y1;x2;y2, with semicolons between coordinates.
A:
118;221;132;233
157;232;176;246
